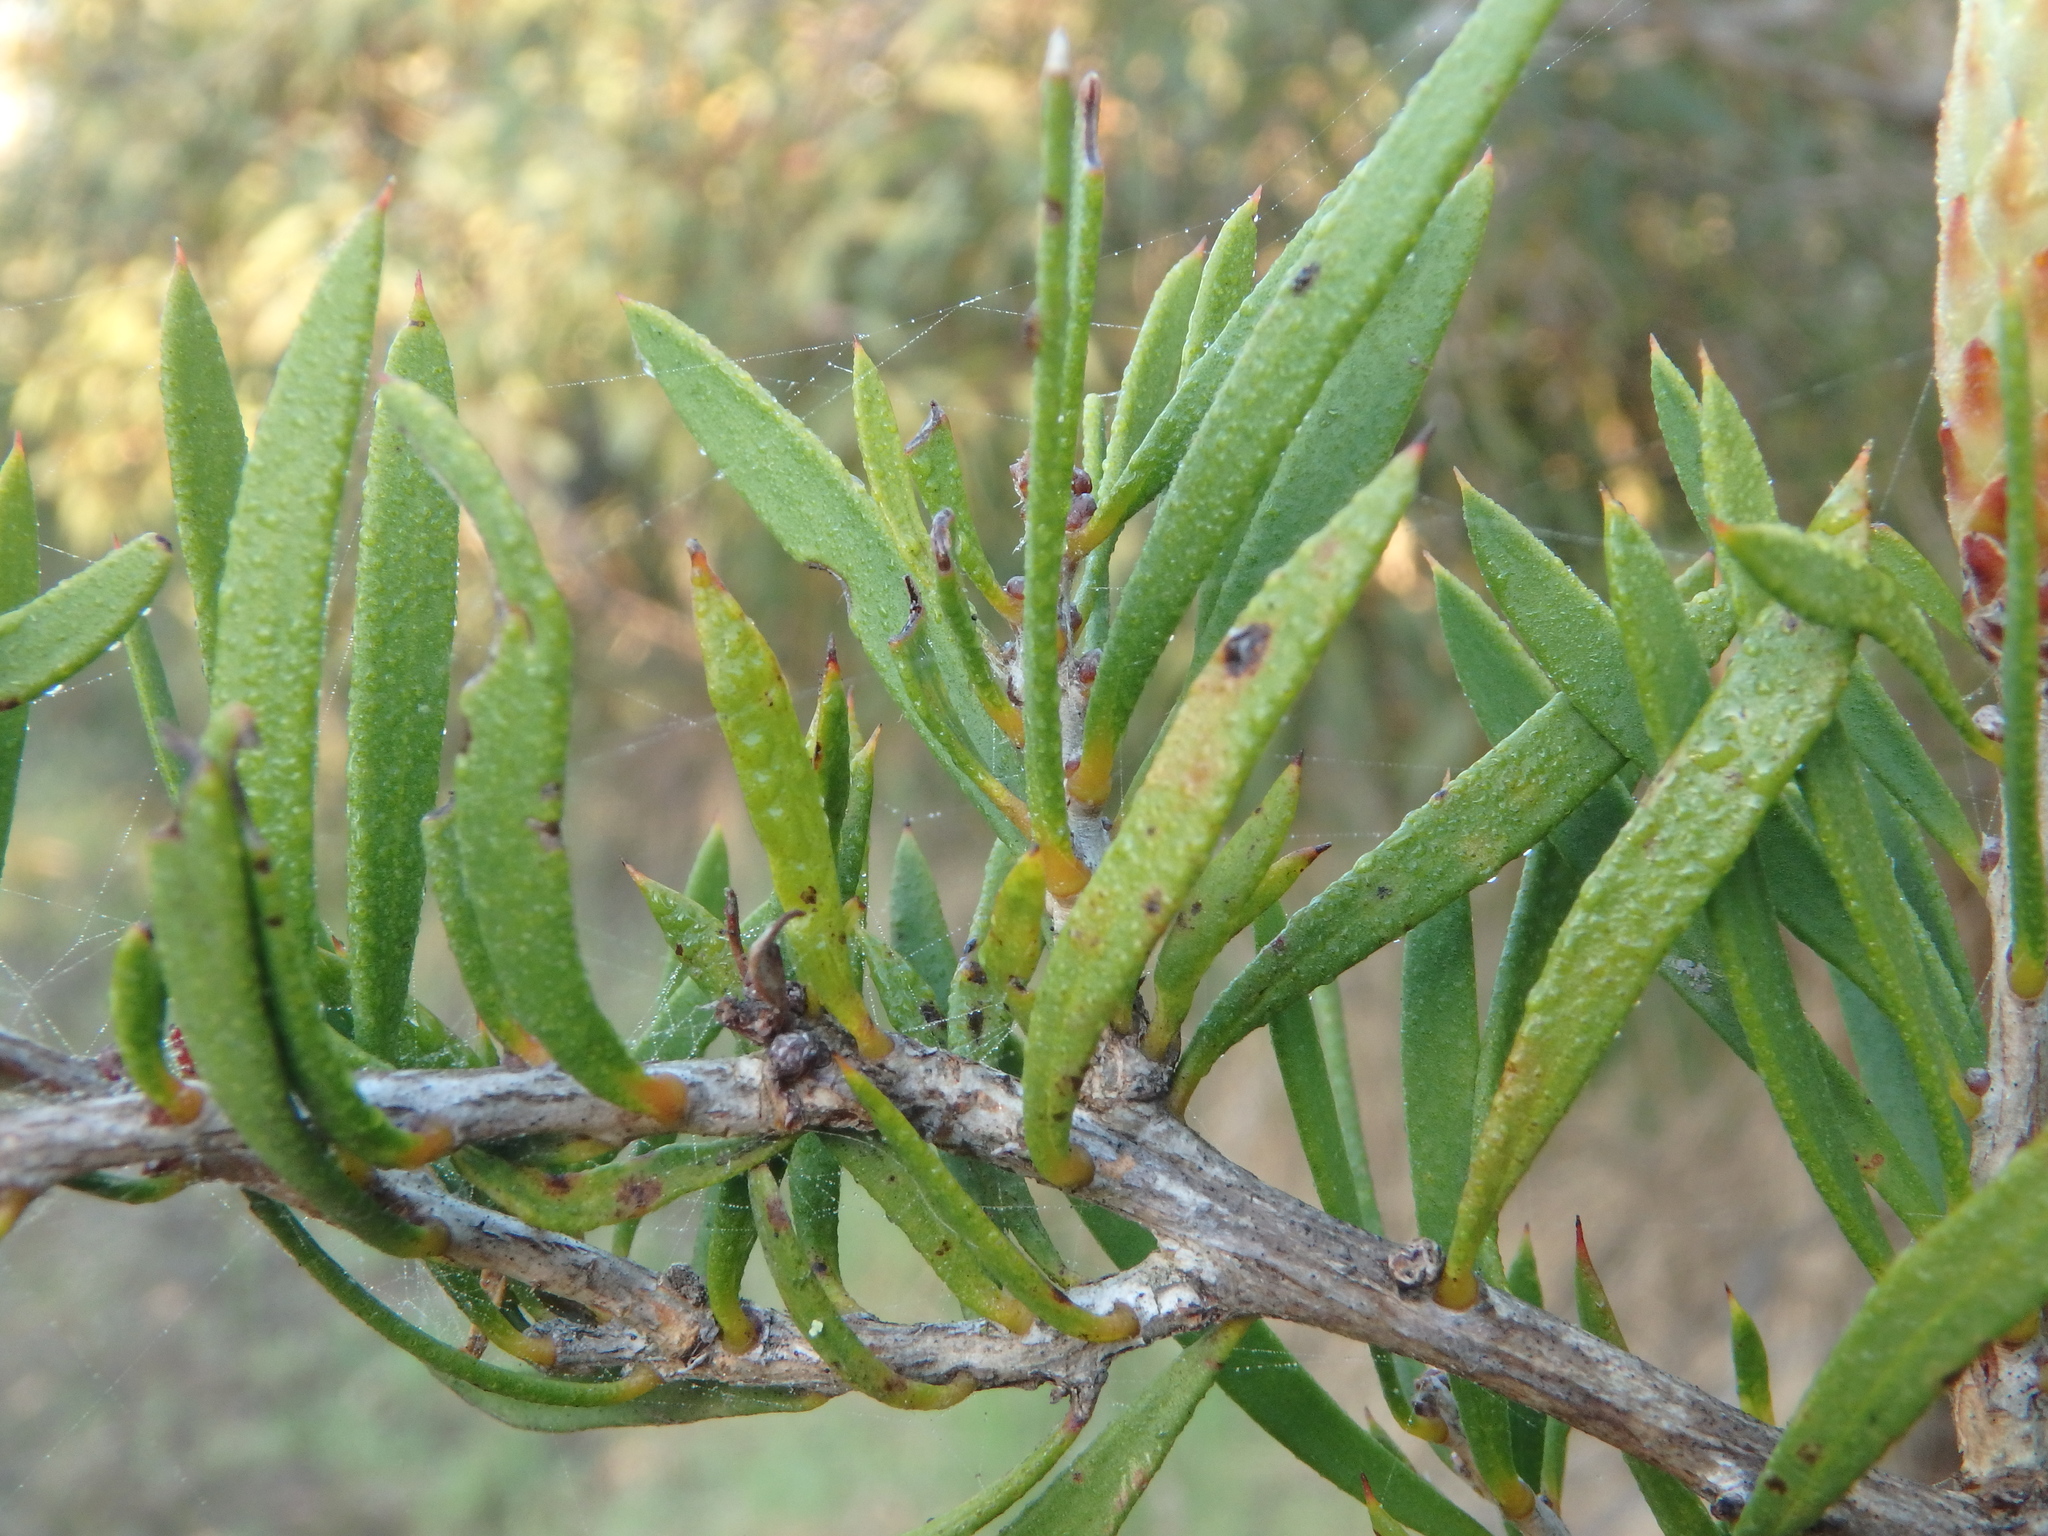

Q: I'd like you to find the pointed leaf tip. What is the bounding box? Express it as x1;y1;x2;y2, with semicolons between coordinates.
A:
376;178;395;212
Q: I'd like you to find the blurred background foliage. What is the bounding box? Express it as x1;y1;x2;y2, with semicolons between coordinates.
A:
0;1;1983;1531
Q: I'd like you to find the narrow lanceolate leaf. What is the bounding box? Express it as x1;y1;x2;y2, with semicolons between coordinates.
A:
421;802;528;1060
1104;242;1205;488
1734;1136;2048;1535
863;933;944;1046
1262;903;1371;1230
696;1175;758;1351
1181;189;1259;380
1867;523;1965;638
1061;72;1105;439
209;195;385;948
346;281;461;1062
623;303;1019;833
159;246;247;675
124;611;183;793
685;543;880;1054
1707;849;1893;1274
906;404;1013;621
840;727;878;908
629;868;743;999
1649;337;1709;534
807;645;852;845
1195;159;1493;662
382;380;684;1122
0;440;37;873
1029;450;1419;1188
1068;0;1563;799
1728;1288;1774;1424
1717;519;1997;760
151;737;441;1257
899;1409;1086;1536
1800;722;1976;1202
109;921;200;1124
852;346;931;580
950;847;1043;1067
248;1194;670;1413
1402;896;1479;1248
1000;1319;1255;1536
1836;662;1984;890
455;1135;786;1236
839;1061;1135;1342
1463;480;1652;768
1175;690;1622;1110
1442;597;1857;1305
931;511;1023;746
0;532;172;710
748;1165;976;1410
1997;289;2047;996
829;1132;1034;1334
1605;498;1708;759
1575;1225;1725;1536
1147;759;1301;1052
889;828;955;1007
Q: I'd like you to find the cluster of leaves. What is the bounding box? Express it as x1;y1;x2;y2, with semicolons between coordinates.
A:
7;0;2046;1531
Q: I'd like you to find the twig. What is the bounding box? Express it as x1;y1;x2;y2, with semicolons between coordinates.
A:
0;1029;1985;1535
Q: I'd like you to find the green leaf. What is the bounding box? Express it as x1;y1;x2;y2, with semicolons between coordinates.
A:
1867;523;1964;638
1016;48;1082;887
123;610;183;794
1831;968;1945;1202
695;1174;758;1352
890;826;956;1004
454;1135;785;1236
1029;449;1419;1187
1474;844;1581;1135
434;1372;823;1432
1605;497;1710;759
1311;985;1383;1231
1799;721;1974;1202
1071;0;1563;788
1575;1224;1725;1536
906;403;1012;620
839;726;877;909
108;920;199;1124
1149;760;1301;1049
1194;158;1493;662
1401;897;1478;1248
630;868;742;1000
1175;691;1621;1111
1000;1319;1254;1536
152;734;439;1257
1718;519;1996;759
421;802;523;1057
1181;190;1260;381
246;1193;677;1411
159;247;247;677
1503;1229;1552;1492
897;1410;1086;1536
209;195;384;950
684;543;877;1053
852;345;932;579
748;1164;976;1410
1445;593;1856;1302
948;847;1045;1066
1648;337;1708;535
838;1061;1135;1342
1462;479;1653;768
623;302;1020;835
1104;242;1204;489
0;532;172;711
862;931;944;1046
807;645;852;845
0;440;36;872
383;379;680;1121
1836;661;1983;890
827;1132;1035;1335
1263;903;1371;1231
1734;1135;2048;1534
346;279;461;1063
1728;1287;1774;1424
1707;848;1893;1273
245;809;447;1168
